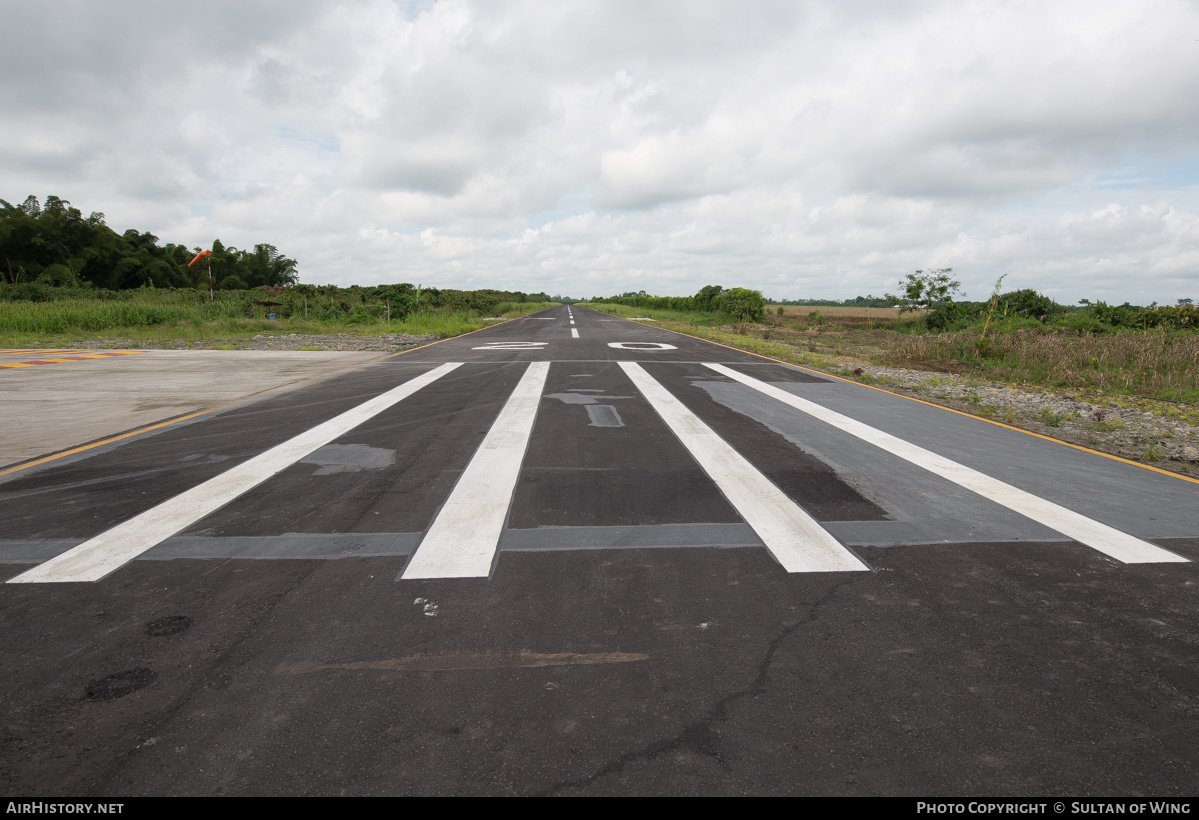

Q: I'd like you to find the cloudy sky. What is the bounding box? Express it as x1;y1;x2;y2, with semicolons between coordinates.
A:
4;1;1199;303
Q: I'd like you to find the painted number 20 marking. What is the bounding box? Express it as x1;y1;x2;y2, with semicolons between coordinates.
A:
472;342;549;350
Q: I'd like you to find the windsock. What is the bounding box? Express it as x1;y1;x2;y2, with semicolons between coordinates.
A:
188;249;212;268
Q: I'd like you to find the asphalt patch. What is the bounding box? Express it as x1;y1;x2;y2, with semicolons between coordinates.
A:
508;362;742;528
647;363;888;522
143;615;191;637
82;668;157;702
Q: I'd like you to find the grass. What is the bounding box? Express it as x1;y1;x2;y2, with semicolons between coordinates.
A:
636;303;1197;405
0;297;555;348
586;302;845;372
583;300;1199;425
584;302;727;325
888;328;1199;404
1040;408;1066;428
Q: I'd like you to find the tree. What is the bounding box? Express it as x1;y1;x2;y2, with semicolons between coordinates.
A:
238;243;299;287
1;194;301;292
694;284;724;311
899;268;961;313
717;287;766;321
999;288;1060;319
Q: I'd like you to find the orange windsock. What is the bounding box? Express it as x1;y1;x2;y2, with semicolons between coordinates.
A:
188;249;212;268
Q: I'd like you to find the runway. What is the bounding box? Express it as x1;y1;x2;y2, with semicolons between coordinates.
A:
1;306;1196;795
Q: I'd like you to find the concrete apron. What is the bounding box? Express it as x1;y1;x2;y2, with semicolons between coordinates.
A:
0;349;387;469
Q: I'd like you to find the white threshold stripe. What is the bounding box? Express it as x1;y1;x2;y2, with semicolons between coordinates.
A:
705;363;1187;564
619;362;867;573
402;361;551;579
9;363;464;584
571;328;579;338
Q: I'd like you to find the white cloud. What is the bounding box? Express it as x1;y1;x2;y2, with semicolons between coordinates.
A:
2;0;1198;302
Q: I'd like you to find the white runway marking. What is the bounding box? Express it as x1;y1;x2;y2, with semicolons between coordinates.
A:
402;361;551;579
472;341;548;350
620;362;867;573
9;363;464;583
571;328;579;338
705;363;1187;564
608;342;677;351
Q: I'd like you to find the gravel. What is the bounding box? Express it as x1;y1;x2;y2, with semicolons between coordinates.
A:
848;362;1199;472
77;332;438;352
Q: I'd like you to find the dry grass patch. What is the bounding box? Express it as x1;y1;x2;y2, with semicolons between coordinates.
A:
774;305;911;319
892;328;1199;403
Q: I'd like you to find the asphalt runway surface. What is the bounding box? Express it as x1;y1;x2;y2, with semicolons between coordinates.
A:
1;306;1197;796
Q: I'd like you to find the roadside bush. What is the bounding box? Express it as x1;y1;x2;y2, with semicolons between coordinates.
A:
923;301;983;332
998;289;1062;320
718;287;766;322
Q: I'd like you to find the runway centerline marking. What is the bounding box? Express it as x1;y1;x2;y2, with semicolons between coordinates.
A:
401;361;551;579
620;362;867;573
705;363;1187;565
7;362;463;584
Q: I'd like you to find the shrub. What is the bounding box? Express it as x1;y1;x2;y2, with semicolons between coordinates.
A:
718;288;766;322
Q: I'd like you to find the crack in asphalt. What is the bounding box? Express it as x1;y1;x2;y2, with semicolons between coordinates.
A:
534;574;862;796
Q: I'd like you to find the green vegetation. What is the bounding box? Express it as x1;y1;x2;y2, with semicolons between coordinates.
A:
590;284;767;322
1;195;298;290
888;328;1199;403
586;301;721;324
1040;407;1066;427
0;194;557;346
0;284;554;346
588;279;1199;407
878;267;1198;336
893;268;962;315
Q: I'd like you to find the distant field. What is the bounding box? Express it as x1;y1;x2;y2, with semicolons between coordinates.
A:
776;305;911;319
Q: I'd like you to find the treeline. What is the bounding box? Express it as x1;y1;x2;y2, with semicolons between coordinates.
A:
591;285;767;320
290;283;550;321
919;291;1198;333
881;270;1198;332
591;278;1197;334
0;195;298;292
